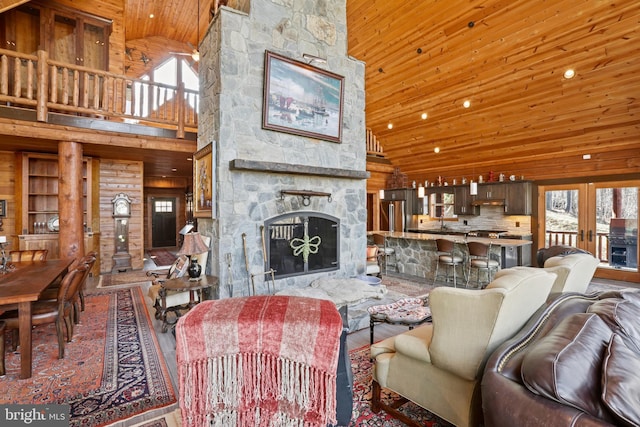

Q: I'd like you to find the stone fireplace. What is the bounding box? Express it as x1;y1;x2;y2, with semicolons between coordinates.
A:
266;212;339;278
196;0;367;297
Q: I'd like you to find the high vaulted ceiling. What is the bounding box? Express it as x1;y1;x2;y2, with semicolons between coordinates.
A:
346;0;639;181
4;1;633;183
122;0;638;182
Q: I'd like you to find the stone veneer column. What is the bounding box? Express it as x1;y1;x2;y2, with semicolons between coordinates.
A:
198;0;366;297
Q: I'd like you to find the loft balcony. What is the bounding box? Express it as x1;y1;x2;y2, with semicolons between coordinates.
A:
0;48;198;140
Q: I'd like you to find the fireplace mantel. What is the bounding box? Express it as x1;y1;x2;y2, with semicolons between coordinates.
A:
230;159;370;180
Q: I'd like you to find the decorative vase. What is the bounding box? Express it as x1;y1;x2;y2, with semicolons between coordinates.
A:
188;257;201;279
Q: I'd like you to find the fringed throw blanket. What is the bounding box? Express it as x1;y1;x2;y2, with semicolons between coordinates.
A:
175;295;343;427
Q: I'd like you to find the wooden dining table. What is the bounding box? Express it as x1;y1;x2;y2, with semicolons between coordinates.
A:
0;258;74;379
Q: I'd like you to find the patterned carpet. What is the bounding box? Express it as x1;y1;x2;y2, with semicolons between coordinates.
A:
0;287;177;426
349;345;454;427
127;344;453;427
98;269;154;287
382;273;433;297
147;249;178;267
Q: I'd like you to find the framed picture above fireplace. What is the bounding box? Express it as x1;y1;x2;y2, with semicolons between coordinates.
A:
262;50;344;143
194;144;213;218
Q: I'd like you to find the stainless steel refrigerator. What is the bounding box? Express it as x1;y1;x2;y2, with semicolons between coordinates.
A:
381;199;405;232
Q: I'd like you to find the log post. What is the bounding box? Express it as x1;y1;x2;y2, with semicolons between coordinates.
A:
177;81;185;139
58;141;85;261
36;50;48;122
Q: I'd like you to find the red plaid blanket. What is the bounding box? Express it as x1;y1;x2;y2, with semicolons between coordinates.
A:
176;295;343;426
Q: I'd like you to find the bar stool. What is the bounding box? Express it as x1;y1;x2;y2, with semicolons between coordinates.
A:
373;233;396;274
433;239;465;287
467;241;500;288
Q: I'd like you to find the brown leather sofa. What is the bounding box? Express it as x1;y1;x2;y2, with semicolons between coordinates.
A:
482;288;640;427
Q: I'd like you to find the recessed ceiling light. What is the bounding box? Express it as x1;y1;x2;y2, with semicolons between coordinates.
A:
463;100;471;108
149;13;155;19
172;168;177;172
434;147;440;153
564;69;575;79
582;154;591;160
421;113;428;120
187;157;192;161
387;123;393;129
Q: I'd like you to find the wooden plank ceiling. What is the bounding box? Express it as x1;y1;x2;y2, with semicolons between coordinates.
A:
346;0;640;181
19;0;637;182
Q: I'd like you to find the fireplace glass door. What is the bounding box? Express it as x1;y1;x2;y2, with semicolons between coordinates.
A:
266;213;339;278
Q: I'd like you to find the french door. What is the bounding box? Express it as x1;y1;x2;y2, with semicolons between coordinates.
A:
538;181;639;283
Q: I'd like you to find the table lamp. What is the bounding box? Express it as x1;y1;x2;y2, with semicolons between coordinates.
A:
177;232;209;280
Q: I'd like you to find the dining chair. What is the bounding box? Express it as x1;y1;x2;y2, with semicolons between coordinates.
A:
432;239;465;287
9;249;48;263
466;241;499;288
0;264;88;363
40;252;97;320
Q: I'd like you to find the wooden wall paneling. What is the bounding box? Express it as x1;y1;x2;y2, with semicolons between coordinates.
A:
99;158;144;273
0;151;16;250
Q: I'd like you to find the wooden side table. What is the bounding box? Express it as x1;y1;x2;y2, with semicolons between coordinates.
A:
158;275;219;332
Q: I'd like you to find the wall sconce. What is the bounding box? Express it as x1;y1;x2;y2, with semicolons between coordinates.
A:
379;189;385;200
418;186;425;198
470;181;478;196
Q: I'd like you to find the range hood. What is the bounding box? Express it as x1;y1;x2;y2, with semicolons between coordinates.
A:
471;198;505;206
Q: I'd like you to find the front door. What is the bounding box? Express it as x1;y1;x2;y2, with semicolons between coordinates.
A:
152;198;177;248
539;181;639;283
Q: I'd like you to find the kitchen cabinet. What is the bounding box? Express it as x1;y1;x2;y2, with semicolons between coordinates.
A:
454;186;478;215
504;181;533;215
381;189;407;201
410;188;425;214
0;1;111;70
477;182;507;199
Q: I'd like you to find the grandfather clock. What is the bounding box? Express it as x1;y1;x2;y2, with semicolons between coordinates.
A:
111;193;132;273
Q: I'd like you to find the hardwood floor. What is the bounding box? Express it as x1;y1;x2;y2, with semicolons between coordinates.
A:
86;265;638;426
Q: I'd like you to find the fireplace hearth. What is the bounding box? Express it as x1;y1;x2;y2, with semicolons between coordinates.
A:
266;212;339;278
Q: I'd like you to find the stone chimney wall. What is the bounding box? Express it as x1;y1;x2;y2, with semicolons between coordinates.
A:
198;0;367;297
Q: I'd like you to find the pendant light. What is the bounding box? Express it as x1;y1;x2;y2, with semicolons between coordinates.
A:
470;180;478;196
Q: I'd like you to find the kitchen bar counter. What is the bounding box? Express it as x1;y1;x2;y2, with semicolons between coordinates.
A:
369;231;533;247
367;230;533;281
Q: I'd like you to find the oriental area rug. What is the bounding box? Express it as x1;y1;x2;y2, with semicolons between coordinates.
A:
0;287;177;427
147;249;178;267
127;345;452;427
98;269;154;287
348;344;454;427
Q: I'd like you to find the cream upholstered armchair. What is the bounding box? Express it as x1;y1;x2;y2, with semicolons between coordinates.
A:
495;251;599;296
541;252;599;294
370;268;557;427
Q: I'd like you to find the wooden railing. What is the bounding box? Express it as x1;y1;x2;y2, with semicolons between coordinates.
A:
545;230;610;262
0;49;198;138
366;128;386;157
